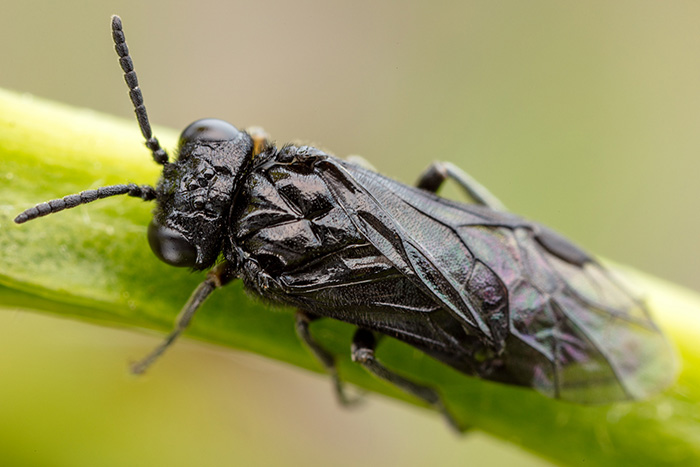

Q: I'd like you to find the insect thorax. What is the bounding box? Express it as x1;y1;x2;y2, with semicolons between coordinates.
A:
229;147;367;274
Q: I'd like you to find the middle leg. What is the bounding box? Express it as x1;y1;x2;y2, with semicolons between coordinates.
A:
295;310;361;406
351;328;464;432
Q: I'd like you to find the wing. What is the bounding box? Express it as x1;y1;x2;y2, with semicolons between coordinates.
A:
313;158;514;345
313;157;676;403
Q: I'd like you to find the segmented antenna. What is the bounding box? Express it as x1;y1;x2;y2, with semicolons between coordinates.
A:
14;184;157;224
111;15;168;165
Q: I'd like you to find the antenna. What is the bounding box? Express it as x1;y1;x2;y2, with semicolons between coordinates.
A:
14;184;157;224
14;18;165;226
111;15;169;165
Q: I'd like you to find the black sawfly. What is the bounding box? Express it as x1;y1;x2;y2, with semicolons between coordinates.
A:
14;15;676;429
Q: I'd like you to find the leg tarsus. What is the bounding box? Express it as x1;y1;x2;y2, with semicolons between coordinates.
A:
295;310;363;406
351;328;466;432
130;261;234;374
415;161;506;211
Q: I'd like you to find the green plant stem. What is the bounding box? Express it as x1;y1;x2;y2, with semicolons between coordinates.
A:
0;88;698;466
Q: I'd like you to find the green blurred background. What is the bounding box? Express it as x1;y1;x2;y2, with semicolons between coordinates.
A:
1;1;699;465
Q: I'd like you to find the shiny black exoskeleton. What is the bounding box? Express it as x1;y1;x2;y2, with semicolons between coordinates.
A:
14;16;676;430
148;119;253;269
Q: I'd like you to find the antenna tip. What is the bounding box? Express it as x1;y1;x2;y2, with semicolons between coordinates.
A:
111;15;122;28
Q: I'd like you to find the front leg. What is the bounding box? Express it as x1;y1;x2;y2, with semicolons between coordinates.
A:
131;261;235;374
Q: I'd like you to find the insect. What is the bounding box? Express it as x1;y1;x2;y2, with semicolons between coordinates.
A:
15;15;676;428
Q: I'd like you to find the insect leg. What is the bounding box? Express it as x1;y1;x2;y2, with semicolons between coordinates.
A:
415;161;506;211
295;311;362;406
351;328;464;432
130;261;235;374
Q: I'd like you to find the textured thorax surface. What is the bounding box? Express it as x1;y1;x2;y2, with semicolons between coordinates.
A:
230;154;366;274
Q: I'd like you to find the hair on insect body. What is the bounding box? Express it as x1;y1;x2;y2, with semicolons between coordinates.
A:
15;15;677;430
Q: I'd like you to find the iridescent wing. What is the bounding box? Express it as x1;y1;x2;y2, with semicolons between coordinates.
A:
314;157;676;402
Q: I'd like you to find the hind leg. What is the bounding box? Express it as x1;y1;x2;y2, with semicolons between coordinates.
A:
416;161;506;211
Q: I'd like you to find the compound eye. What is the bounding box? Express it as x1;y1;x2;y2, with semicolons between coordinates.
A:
179;119;241;145
147;220;197;267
